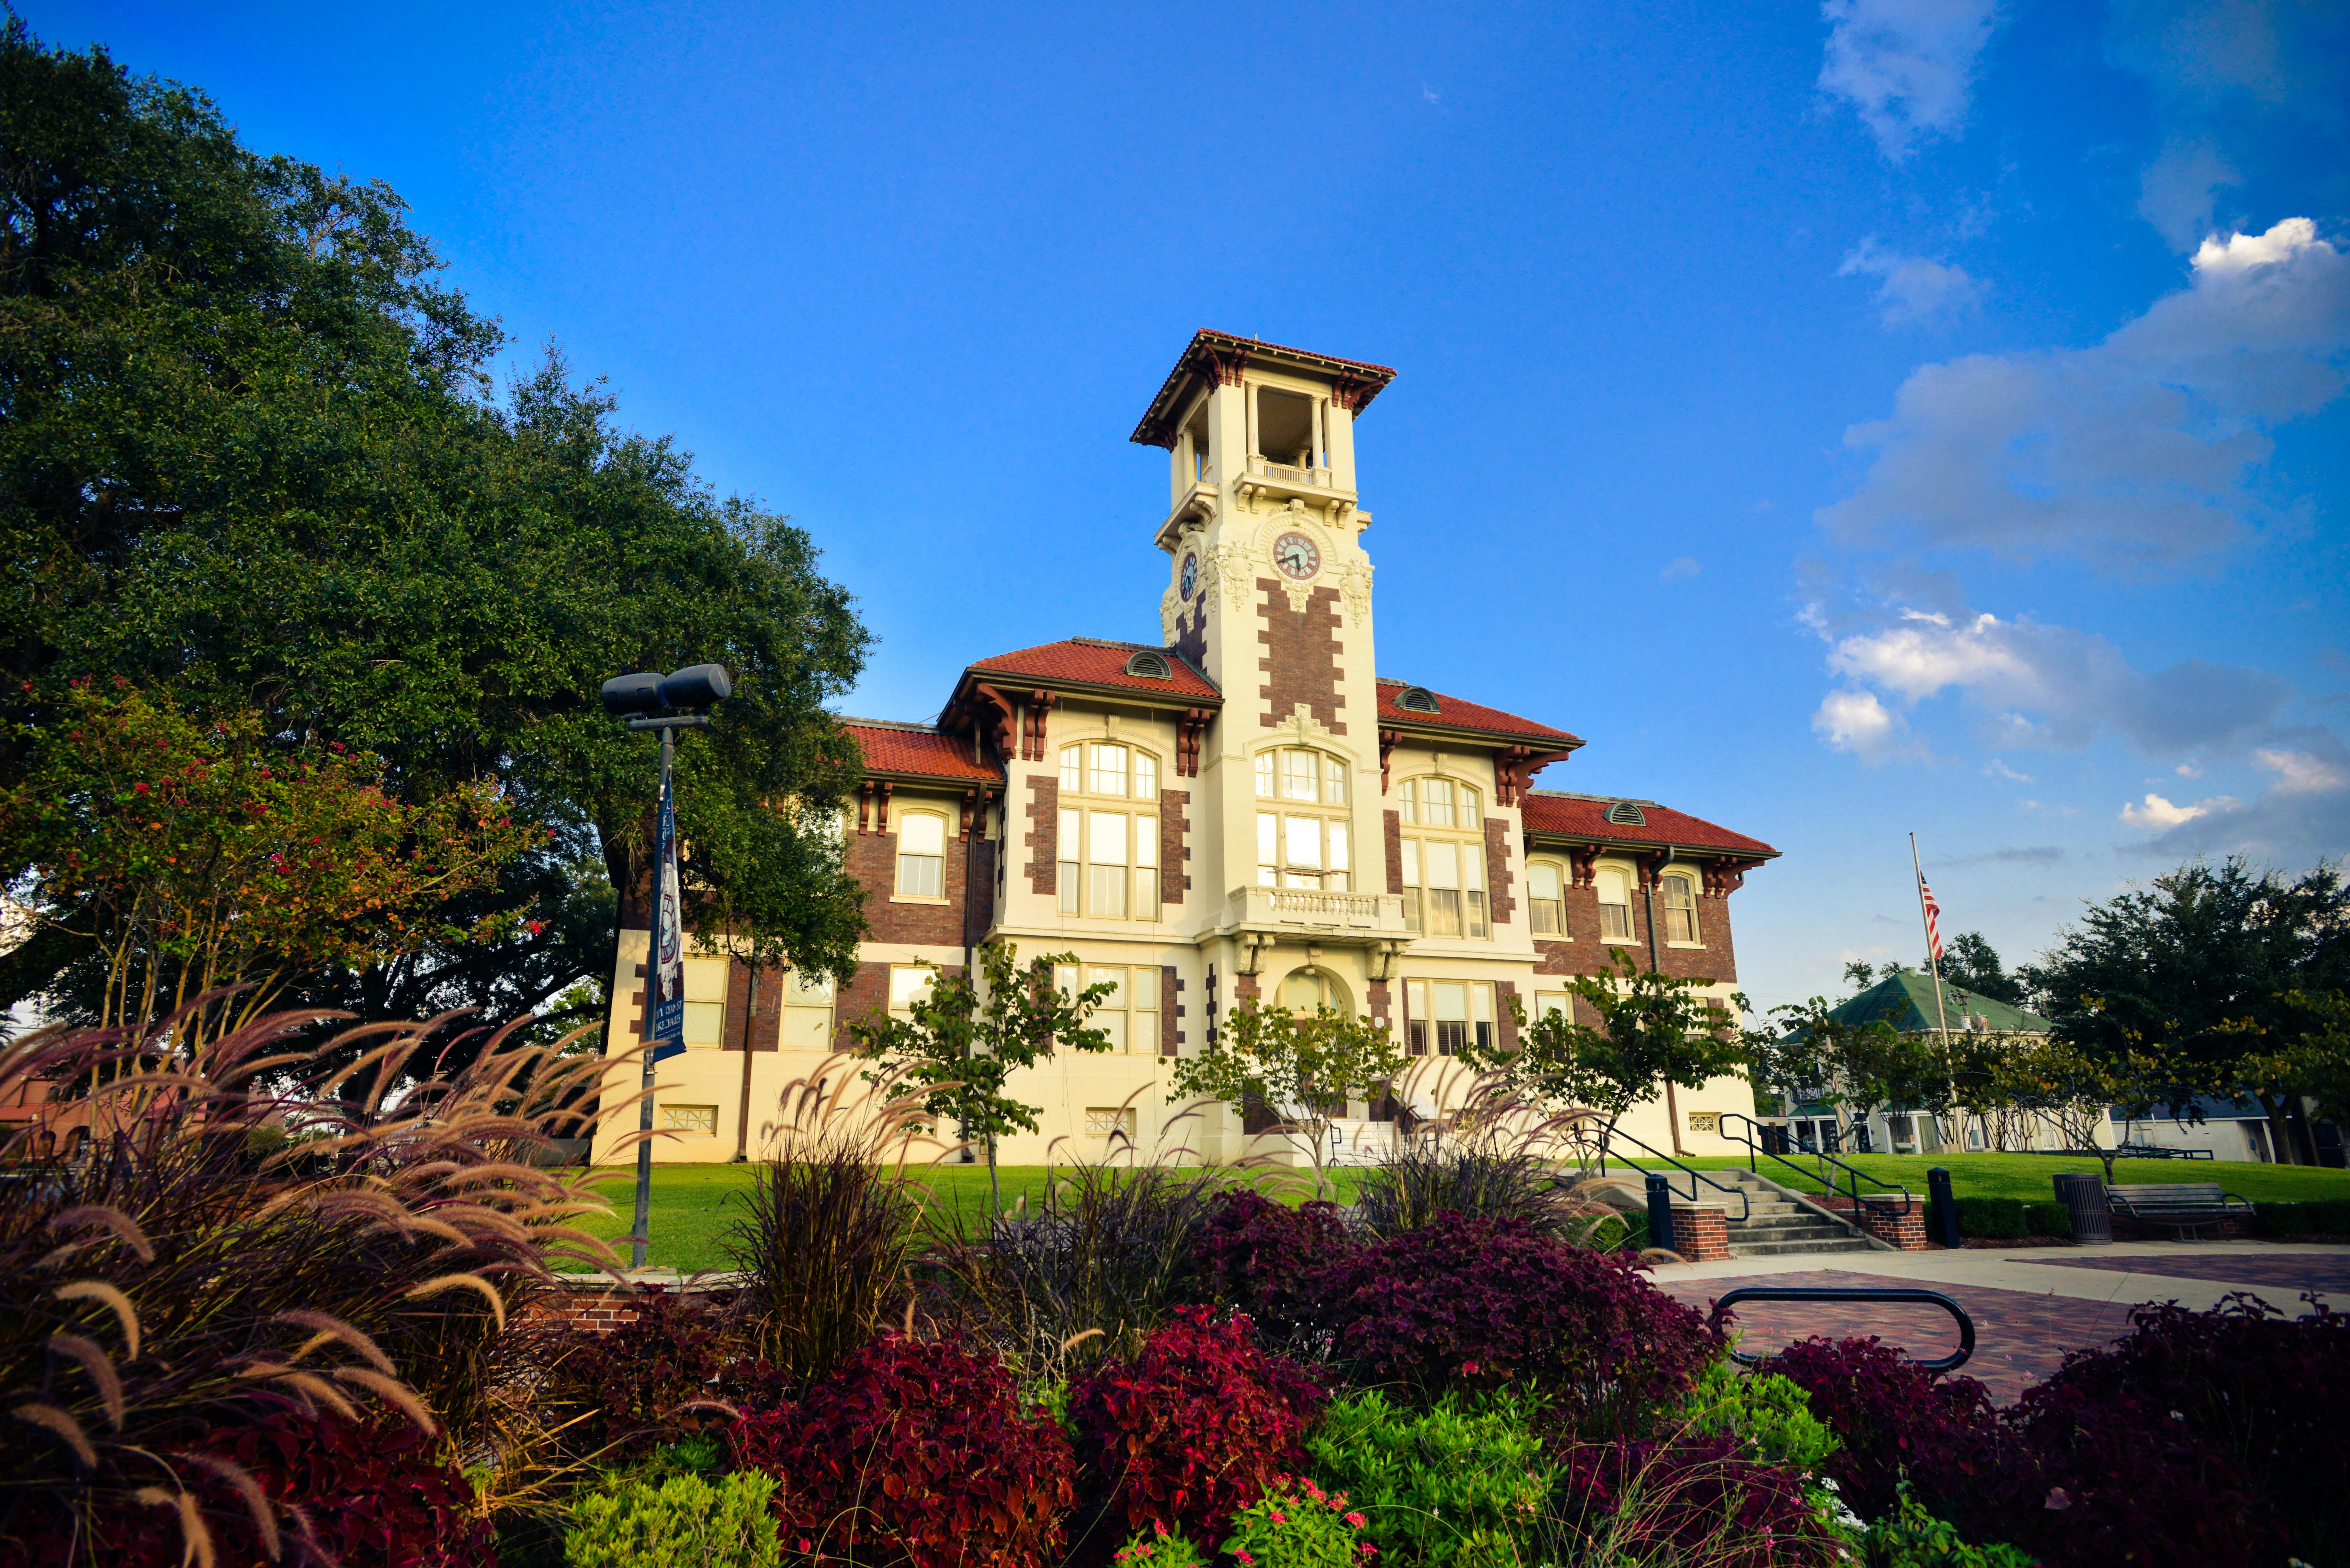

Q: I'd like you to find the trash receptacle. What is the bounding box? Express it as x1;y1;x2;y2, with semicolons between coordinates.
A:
2052;1172;2112;1245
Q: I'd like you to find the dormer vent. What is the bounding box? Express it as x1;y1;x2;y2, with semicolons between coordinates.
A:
1123;650;1174;680
1396;686;1440;714
1604;801;1646;826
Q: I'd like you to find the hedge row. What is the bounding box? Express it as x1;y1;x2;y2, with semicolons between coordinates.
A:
2255;1199;2350;1237
1949;1197;2070;1239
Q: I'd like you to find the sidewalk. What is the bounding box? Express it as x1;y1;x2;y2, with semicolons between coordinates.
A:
1646;1241;2344;1402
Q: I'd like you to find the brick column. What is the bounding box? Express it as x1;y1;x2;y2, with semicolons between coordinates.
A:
1858;1198;1928;1250
1669;1205;1729;1261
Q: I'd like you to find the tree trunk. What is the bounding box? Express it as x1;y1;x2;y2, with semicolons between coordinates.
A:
2256;1092;2300;1165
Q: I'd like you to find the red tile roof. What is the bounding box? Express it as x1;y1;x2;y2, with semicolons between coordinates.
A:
842;721;998;782
1132;331;1400;446
1375;679;1581;746
1520;791;1778;858
967;639;1220;701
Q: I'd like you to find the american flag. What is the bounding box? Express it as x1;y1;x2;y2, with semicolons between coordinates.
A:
1918;873;1945;962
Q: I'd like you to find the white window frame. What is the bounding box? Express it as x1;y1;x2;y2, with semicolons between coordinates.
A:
1395;777;1487;940
1596;865;1636;943
1662;872;1701;945
893;808;949;901
1527;858;1568;937
1402;977;1495;1058
1054;963;1161;1053
1060;741;1160;802
1253;745;1352;891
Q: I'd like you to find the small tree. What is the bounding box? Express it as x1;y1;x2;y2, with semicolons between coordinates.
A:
1168;1000;1407;1198
847;939;1112;1215
1485;949;1748;1156
1742;998;1935;1152
1985;1035;2182;1185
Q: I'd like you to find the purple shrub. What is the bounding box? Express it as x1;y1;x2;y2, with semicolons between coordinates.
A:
1763;1335;2007;1527
536;1286;731;1459
1187;1188;1353;1337
1317;1211;1717;1424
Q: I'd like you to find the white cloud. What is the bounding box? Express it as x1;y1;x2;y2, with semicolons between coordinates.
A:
2121;792;2235;829
1813;688;1910;761
2136;136;2242;252
2175;761;2204;777
2255;745;2349;794
1839;237;1988;325
1819;0;2002;161
2127;728;2350;863
1823;610;2291;753
1983;758;2031;782
1818;218;2350;567
1660;556;1702;580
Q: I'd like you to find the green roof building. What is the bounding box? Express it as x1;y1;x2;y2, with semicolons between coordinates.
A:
1818;968;2053;1037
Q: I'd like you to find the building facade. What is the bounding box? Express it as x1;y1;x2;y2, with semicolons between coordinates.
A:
591;333;1779;1166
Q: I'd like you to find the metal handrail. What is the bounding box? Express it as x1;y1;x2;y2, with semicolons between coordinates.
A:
1579;1121;1751;1223
1719;1111;1913;1221
1713;1285;1975;1374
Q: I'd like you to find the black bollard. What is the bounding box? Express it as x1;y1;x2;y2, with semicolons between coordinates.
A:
1646;1173;1677;1254
1927;1166;1961;1248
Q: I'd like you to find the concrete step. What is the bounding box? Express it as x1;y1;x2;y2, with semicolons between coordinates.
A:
1726;1236;1879;1257
1725;1225;1860;1244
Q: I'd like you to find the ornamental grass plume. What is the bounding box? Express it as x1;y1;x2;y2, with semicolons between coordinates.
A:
0;1003;620;1565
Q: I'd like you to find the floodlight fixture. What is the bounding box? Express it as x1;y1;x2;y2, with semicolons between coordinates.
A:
600;672;665;717
657;663;733;711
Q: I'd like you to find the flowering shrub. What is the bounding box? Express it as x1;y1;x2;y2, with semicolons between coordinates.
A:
1317;1212;1717;1424
540;1288;732;1460
1188;1188;1353;1337
1550;1433;1844;1568
729;1332;1073;1568
1763;1335;2005;1526
1306;1389;1553;1568
1218;1476;1377;1568
1110;1520;1211;1568
1674;1357;1840;1473
1069;1307;1327;1540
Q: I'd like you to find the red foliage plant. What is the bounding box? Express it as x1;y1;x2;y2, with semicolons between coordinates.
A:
1067;1306;1326;1541
1318;1212;1717;1424
1187;1188;1353;1338
1551;1433;1843;1568
1761;1334;2005;1527
730;1332;1074;1568
538;1286;731;1461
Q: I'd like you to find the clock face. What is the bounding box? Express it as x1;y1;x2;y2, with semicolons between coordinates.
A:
1179;553;1198;600
1273;531;1321;581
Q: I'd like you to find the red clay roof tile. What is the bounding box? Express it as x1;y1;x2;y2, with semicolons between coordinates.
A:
1375;679;1581;745
967;639;1220;700
842;722;998;782
1520;791;1778;858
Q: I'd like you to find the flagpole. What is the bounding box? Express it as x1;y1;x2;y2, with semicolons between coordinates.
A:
1911;832;1957;1150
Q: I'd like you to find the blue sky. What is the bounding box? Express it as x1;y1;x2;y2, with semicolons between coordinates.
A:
28;0;2350;1012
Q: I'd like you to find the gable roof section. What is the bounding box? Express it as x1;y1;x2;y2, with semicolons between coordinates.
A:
1823;970;2053;1035
841;719;998;783
1375;678;1581;747
1521;791;1778;858
966;638;1221;702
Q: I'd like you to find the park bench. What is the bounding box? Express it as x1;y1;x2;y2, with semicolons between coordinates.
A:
2106;1182;2254;1240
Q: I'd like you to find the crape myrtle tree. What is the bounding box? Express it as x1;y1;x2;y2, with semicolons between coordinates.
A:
1742;999;1935;1153
1170;999;1408;1199
2020;858;2350;1164
0;24;871;1059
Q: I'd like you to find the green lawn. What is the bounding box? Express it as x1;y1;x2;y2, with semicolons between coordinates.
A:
564;1161;1365;1275
1610;1151;2350;1206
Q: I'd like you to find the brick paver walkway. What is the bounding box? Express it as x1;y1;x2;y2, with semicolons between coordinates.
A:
2015;1251;2350;1297
1655;1268;2147;1403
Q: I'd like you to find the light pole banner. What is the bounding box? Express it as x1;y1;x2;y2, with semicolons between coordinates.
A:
650;767;688;1062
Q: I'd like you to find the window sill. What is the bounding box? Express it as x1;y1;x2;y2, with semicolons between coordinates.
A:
1601;936;1639;946
1666;940;1706;950
891;895;952;906
1532;933;1572;942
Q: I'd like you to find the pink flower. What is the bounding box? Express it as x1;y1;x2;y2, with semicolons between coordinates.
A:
1153;1523;1169;1539
1236;1554;1255;1566
1345;1513;1367;1530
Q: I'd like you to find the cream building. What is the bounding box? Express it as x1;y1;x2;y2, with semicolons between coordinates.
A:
591;333;1778;1168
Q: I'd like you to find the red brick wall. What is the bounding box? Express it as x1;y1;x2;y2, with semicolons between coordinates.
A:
1159;789;1192;907
1384;809;1403;895
1484;820;1515;929
847;825;965;946
832;960;892;1049
1521;863;1740;985
963;839;997;944
1175;594;1208;676
723;961;783;1051
524;1278;743;1335
1255;579;1348;735
1669;1206;1730;1261
1366;978;1391;1032
1496;979;1520;1054
1023;775;1058;895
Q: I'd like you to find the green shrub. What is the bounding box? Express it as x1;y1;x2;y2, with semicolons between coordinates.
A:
1111;1522;1212;1568
2022;1200;2068;1237
1862;1484;2035;1567
1675;1358;1840;1474
1306;1389;1553;1568
2258;1198;2350;1236
1219;1476;1378;1568
564;1471;780;1568
1953;1197;2068;1240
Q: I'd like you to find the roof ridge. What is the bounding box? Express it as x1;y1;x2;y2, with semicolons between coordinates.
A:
837;716;940;733
1526;789;1663;807
1068;635;1170;653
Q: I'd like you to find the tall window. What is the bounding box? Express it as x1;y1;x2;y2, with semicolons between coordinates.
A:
895;810;947;897
1403;978;1494;1057
888;965;934;1018
1528;861;1565;935
1663;873;1700;943
1055;964;1160;1052
1396;778;1486;939
1254;746;1351;890
1055;743;1161;921
1597;866;1635;941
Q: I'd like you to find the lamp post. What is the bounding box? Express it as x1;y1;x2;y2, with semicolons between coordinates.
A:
600;663;732;1272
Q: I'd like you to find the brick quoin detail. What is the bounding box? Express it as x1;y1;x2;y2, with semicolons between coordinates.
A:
847;826;965;946
1023;775;1058;894
723;960;782;1051
1256;579;1348;735
1484;821;1515;928
1159;789;1193;906
1497;979;1520;1055
1669;1207;1730;1262
1161;968;1181;1055
1175;597;1208;675
1384;810;1403;895
1366;978;1392;1032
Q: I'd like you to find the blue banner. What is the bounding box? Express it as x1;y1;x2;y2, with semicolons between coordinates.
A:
649;768;687;1063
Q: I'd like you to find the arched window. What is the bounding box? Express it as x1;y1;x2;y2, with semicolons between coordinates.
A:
1254;746;1351;890
1279;967;1350;1015
895;810;947;897
1663;872;1700;943
1527;860;1566;935
1596;865;1635;942
1055;742;1162;921
1395;777;1486;939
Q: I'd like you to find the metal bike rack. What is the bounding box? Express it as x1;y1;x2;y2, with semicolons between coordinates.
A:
1711;1285;1977;1374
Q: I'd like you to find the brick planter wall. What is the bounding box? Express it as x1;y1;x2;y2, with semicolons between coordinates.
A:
1669;1205;1729;1261
1815;1194;1929;1250
527;1273;746;1334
